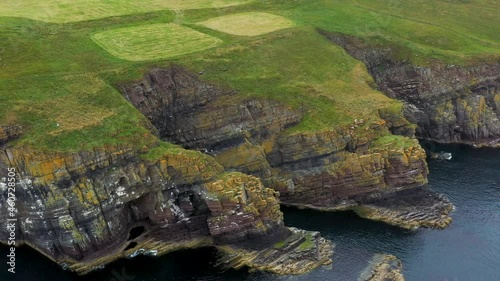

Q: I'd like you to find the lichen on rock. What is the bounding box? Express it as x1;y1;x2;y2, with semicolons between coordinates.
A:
0;142;332;275
122;66;452;230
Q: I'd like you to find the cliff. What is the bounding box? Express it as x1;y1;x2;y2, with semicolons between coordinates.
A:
0;64;456;277
0;141;331;274
322;31;500;147
122;66;452;229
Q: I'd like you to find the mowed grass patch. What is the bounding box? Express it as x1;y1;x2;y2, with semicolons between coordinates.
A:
0;0;250;23
199;12;294;36
91;23;222;61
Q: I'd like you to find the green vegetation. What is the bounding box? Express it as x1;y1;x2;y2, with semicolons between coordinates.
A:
282;0;500;64
139;142;184;161
92;23;222;61
370;135;417;150
0;0;249;23
0;0;498;152
199;12;294;36
298;233;315;251
273;239;287;249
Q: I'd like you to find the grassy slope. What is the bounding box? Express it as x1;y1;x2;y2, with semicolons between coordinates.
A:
0;0;498;152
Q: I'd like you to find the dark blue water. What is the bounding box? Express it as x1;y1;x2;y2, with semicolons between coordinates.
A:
2;144;499;281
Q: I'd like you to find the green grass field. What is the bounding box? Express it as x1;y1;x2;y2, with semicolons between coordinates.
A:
0;0;498;151
0;0;249;23
199;12;294;36
92;23;222;61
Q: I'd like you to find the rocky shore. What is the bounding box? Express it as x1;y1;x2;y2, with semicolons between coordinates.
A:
216;227;333;275
359;254;405;281
352;186;453;229
0;139;332;275
0;62;463;277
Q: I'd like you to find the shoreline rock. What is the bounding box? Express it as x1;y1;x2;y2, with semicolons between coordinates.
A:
0;145;328;275
216;227;333;275
351;186;453;229
359;254;405;281
284;185;453;229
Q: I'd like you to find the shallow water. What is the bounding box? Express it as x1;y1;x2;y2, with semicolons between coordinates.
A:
2;144;499;281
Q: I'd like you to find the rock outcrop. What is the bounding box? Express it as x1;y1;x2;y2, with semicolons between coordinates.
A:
322;31;500;147
0;125;22;145
216;227;333;275
122;66;452;229
359;254;405;281
352;186;453;229
0;143;331;274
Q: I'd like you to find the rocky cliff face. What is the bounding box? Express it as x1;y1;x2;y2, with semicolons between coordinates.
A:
0;125;22;145
2;59;466;276
122;66;452;229
0;142;332;274
322;31;500;147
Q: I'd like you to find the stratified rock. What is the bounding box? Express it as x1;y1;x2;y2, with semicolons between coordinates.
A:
0;144;331;275
216;227;333;275
123;66;452;229
322;31;500;147
359;254;405;281
352;186;453;229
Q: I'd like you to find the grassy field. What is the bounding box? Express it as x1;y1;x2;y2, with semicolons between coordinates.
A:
0;0;498;152
199;12;294;36
92;23;222;61
182;27;399;132
0;0;249;23
282;0;500;64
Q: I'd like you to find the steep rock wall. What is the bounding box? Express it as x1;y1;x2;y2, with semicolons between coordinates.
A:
123;66;452;229
0;143;331;274
322;31;500;147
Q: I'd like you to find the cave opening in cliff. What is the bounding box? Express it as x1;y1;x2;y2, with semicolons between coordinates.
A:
176;191;210;217
128;226;145;241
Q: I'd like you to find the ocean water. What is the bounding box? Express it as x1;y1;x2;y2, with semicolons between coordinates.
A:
2;144;499;281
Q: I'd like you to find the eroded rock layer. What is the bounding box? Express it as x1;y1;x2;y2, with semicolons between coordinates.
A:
322;31;500;147
0;145;331;274
123;66;452;229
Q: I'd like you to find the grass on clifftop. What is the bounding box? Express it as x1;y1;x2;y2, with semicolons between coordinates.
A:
92;23;222;61
199;12;295;36
282;0;500;65
0;0;249;23
182;27;400;132
1;0;498;152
